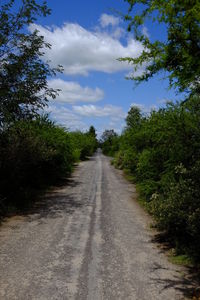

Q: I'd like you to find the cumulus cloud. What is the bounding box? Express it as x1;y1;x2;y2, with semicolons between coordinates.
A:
46;105;87;130
73;104;125;118
48;79;104;104
112;27;125;39
157;98;172;105
45;104;125;135
130;102;157;113
99;14;120;28
130;102;146;110
30;19;143;76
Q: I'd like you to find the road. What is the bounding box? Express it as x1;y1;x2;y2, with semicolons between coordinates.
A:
0;152;189;299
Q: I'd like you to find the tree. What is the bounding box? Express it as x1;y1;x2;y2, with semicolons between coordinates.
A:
120;1;200;94
100;129;119;155
88;125;97;138
100;129;117;143
0;0;61;126
126;106;142;129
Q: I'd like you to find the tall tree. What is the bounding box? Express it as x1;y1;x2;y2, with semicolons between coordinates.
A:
120;0;200;94
88;126;97;138
100;129;118;143
126;106;142;129
100;129;119;155
0;0;61;126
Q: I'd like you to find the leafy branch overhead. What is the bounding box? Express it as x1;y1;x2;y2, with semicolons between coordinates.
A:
0;0;62;126
120;0;200;93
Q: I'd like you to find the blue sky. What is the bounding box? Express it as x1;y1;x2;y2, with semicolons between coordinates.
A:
32;0;184;136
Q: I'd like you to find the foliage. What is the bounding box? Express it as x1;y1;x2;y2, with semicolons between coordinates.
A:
88;125;97;138
120;0;200;93
106;95;200;261
69;127;98;161
0;116;98;213
126;106;142;129
0;0;61;126
0;117;71;208
100;129;119;156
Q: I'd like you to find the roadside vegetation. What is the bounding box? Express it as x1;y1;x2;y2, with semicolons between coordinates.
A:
101;96;200;262
0;119;98;214
101;0;200;263
0;1;97;215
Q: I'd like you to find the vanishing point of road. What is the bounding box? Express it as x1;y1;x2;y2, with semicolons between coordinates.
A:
0;151;188;299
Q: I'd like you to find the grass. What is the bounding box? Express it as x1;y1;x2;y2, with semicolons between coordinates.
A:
123;168;136;183
122;169;152;212
168;252;193;266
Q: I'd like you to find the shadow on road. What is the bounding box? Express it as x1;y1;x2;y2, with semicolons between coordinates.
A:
151;233;200;299
27;191;83;220
1;172;83;223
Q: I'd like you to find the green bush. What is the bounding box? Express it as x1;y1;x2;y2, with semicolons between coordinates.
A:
69;130;98;160
114;149;137;171
151;162;200;260
0;117;74;208
100;130;119;156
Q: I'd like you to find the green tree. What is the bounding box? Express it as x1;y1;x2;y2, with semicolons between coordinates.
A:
69;129;97;161
100;129;119;155
0;0;61;126
120;0;200;93
126;106;142;129
0;116;74;209
101;129;117;143
88;125;97;138
87;125;98;151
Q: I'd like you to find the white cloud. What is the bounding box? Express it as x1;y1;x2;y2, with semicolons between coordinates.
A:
157;98;172;105
30;19;143;76
142;26;149;38
130;102;157;113
45;104;125;135
130;102;146;110
48;79;104;104
46;105;87;131
126;61;149;78
73;104;125;118
99;14;120;28
112;27;125;39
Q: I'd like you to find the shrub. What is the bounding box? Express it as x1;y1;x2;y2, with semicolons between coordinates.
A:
69;130;98;161
0;117;74;209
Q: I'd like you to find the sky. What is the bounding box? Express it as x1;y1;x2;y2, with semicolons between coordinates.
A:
31;0;184;137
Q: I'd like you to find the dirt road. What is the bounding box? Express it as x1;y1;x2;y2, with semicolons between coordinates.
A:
0;152;189;299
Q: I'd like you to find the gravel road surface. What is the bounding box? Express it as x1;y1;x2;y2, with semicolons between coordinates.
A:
0;152;189;299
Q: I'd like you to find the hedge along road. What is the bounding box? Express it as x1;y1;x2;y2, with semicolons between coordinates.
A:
0;151;190;299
